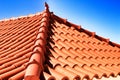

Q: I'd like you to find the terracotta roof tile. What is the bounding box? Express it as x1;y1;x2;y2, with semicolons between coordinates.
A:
0;3;120;80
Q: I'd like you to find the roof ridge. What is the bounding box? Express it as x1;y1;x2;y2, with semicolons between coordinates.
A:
24;2;50;80
51;13;120;48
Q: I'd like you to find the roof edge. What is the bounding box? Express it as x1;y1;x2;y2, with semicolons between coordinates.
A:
0;12;44;22
51;13;120;48
0;3;50;22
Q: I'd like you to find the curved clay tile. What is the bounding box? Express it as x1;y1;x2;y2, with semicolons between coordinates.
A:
0;66;25;80
54;65;81;80
47;66;69;80
9;70;25;80
43;72;56;80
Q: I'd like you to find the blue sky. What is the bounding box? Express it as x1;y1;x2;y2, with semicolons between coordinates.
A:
0;0;120;44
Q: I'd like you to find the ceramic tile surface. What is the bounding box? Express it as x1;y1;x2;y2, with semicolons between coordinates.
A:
46;15;120;80
0;3;120;80
0;12;45;80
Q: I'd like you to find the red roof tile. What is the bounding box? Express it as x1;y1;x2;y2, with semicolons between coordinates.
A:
0;2;120;80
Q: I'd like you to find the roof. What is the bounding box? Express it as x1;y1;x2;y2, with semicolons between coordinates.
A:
0;3;120;80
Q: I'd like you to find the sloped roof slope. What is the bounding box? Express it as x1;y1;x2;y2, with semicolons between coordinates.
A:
0;3;120;80
0;11;45;80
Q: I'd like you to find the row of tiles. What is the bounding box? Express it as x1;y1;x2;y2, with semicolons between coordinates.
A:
43;55;120;80
24;10;50;79
50;45;120;66
52;39;120;59
52;33;120;53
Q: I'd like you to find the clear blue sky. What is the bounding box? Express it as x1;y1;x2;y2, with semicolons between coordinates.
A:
0;0;120;44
